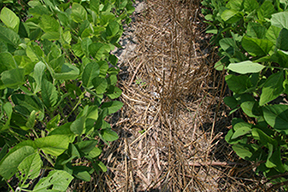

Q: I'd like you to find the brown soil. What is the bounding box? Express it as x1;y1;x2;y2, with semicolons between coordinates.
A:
75;0;270;191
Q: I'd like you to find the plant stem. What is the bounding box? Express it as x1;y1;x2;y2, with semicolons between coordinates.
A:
67;88;85;119
16;187;32;192
58;105;68;123
6;180;15;192
32;129;39;139
41;151;55;167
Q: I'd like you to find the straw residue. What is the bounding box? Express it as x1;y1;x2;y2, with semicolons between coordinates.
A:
79;0;269;191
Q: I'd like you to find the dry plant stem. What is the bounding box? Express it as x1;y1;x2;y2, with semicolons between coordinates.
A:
124;138;129;192
129;108;160;146
128;60;144;86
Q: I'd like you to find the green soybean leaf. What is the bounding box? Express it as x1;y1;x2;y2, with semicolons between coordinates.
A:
259;71;284;106
225;74;251;94
49;55;65;72
35;135;69;156
219;38;237;55
227;61;265;74
240;94;262;118
92;77;108;94
82;62;100;88
0;146;35;179
93;161;107;173
98;60;109;77
90;0;100;14
265;25;281;45
32;61;46;93
18;153;42;181
252;128;277;147
214;58;227;71
257;0;275;19
26;110;36;130
9;112;29;131
263;104;288;134
39;15;60;33
231;119;252;139
233;119;253;131
101;101;123;115
247;22;267;39
108;68;119;75
87;106;98;121
79;20;90;36
226;0;243;11
33;170;73;191
243;0;258;13
1;68;25;89
242;36;273;57
3;102;12;124
221;9;243;24
81;37;92;57
41;79;58;108
48;122;76;142
46;114;60;131
0;26;20;47
116;0;128;9
81;27;93;38
71;166;91;181
271;11;288;29
0;41;8;53
267;147;285;172
68;144;80;158
0;52;17;72
76;140;98;154
231;127;251;140
85;106;98;131
54;63;79;80
62;30;71;45
284;79;288;95
29;5;51;17
12;94;43;117
101;128;119;142
70;116;86;135
71;3;87;23
276;28;288;51
126;1;135;14
108;74;118;86
280;0;288;10
48;44;61;59
72;43;84;57
87;147;102;159
109;54;118;66
232;144;253;159
106;86;122;99
206;28;217;34
106;20;120;37
225;129;235;144
26;44;44;62
15;55;35;75
266;143;275;168
41;31;60;41
89;42;111;60
0;144;8;162
224;96;238;109
0;7;20;33
271;50;288;68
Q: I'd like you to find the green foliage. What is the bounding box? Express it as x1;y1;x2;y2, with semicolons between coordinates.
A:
0;0;134;191
202;0;288;189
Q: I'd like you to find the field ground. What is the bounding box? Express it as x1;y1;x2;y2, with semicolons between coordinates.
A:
74;0;271;191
